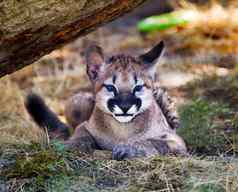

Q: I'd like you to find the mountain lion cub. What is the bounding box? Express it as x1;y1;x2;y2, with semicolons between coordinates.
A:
25;41;187;160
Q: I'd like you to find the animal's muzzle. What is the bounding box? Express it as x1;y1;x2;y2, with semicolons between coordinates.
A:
107;92;142;114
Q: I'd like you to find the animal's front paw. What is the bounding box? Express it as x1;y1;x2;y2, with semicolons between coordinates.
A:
149;139;170;155
112;144;145;160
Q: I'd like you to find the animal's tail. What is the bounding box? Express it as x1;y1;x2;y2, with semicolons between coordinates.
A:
25;93;70;140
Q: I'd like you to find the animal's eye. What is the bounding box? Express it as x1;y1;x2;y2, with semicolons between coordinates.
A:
133;85;144;94
103;84;117;95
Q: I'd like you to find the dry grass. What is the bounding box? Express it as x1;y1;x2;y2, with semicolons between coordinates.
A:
0;77;42;144
1;142;238;192
1;1;238;191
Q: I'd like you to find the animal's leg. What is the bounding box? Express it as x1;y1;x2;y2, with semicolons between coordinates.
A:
65;92;95;128
149;133;188;156
112;133;187;160
112;141;159;160
64;123;98;153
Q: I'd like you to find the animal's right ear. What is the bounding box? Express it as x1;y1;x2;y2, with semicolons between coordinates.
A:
139;41;164;66
138;41;164;80
85;44;105;81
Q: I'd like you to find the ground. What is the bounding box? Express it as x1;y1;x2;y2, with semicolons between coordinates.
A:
1;2;238;192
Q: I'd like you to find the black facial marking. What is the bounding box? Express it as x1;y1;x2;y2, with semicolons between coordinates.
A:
108;99;116;113
133;73;138;84
112;75;117;84
135;98;142;110
107;92;142;114
117;98;132;113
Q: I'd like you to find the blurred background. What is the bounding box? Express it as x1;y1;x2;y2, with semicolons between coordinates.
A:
2;0;238;156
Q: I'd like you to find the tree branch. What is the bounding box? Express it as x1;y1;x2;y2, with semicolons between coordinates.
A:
0;0;147;77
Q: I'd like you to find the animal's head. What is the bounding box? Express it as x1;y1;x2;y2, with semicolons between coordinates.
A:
85;41;164;123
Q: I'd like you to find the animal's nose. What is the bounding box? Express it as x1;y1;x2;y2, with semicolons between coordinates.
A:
117;92;135;113
118;102;132;113
107;92;142;114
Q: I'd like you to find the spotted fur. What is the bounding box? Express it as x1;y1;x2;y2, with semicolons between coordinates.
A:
153;85;180;130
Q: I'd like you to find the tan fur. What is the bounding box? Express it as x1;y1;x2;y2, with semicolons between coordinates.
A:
65;92;94;128
65;54;187;158
27;43;187;159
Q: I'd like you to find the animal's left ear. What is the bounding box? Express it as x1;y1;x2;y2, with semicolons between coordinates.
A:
85;44;105;82
139;41;164;80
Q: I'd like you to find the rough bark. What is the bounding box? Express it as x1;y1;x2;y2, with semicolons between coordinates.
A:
0;0;147;78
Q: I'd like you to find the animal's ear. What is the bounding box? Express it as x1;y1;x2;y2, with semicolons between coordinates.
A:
139;41;164;64
85;44;105;81
139;41;164;80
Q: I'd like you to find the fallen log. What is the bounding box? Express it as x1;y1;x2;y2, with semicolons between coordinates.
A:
0;0;147;77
